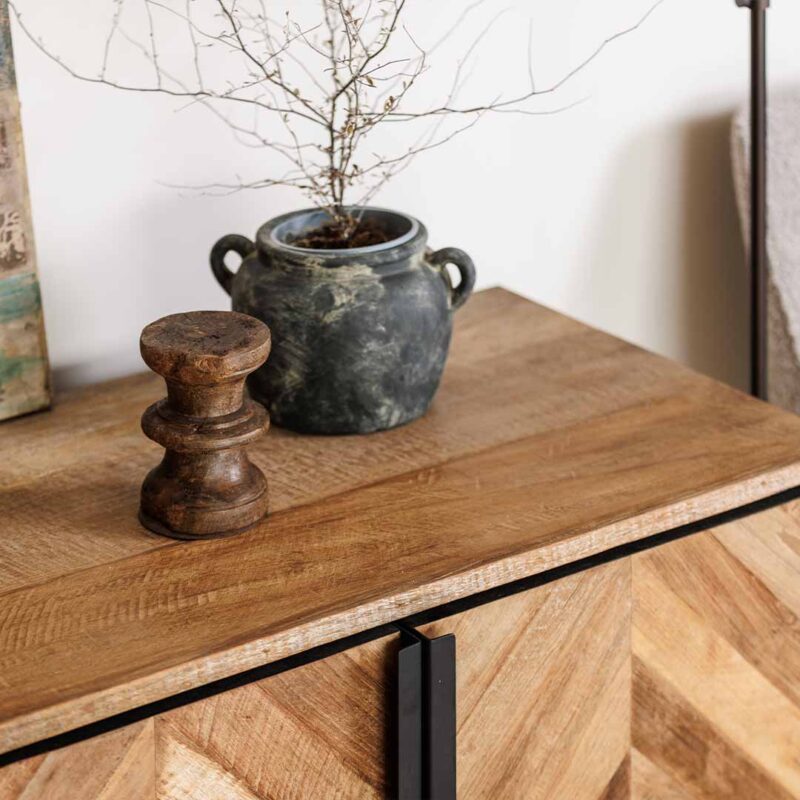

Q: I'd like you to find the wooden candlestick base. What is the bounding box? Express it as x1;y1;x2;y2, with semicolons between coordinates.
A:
138;311;271;540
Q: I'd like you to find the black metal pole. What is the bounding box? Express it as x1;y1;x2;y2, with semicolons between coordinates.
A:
736;0;769;399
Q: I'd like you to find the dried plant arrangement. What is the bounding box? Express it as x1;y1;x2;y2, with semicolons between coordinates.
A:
10;0;664;248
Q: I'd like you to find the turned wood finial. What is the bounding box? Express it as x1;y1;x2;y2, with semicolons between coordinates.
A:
139;311;271;540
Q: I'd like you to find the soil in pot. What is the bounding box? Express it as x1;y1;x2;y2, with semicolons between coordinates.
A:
286;216;395;250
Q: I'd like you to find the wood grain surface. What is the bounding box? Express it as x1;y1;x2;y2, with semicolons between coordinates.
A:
4;289;800;753
632;499;800;798
0;721;154;800
0;287;724;591
0;633;396;799
2;561;630;799
419;560;631;800
156;632;396;800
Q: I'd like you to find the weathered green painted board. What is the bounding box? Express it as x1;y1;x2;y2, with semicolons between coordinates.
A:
0;0;49;420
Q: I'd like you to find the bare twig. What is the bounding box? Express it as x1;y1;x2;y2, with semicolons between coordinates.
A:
386;0;667;120
101;0;125;80
10;0;666;243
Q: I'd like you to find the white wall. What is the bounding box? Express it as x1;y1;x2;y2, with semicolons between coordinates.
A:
11;0;800;391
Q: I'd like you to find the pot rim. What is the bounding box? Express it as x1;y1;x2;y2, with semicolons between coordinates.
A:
258;206;423;258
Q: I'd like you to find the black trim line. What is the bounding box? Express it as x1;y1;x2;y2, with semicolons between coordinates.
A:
402;483;800;628
3;482;800;768
0;623;397;768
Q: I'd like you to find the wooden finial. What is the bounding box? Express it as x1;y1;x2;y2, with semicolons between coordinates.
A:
138;311;271;540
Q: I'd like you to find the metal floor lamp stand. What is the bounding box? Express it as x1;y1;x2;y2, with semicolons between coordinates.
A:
736;0;769;399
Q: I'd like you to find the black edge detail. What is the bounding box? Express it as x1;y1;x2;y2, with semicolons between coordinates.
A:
0;623;397;768
401;483;800;630
3;483;800;768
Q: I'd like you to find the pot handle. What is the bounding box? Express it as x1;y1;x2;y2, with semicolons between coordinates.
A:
210;234;256;296
428;247;476;311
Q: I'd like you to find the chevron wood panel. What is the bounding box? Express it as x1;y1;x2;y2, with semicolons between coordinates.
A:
632;499;800;799
155;632;397;800
8;498;800;798
0;632;397;800
0;720;153;800
0;563;632;799
419;560;632;800
632;750;693;800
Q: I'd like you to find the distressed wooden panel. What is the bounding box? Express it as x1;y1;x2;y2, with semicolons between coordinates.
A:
632;499;800;798
0;0;49;421
6;289;800;752
7;347;800;754
156;633;396;799
419;560;631;800
1;286;689;593
0;721;154;800
0;563;629;799
632;750;693;800
11;499;800;798
0;632;397;799
5;287;781;593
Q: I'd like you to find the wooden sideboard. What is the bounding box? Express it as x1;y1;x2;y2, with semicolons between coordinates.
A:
2;288;800;799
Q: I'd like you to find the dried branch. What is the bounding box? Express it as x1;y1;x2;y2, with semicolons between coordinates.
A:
9;0;667;243
101;0;125;80
385;0;668;121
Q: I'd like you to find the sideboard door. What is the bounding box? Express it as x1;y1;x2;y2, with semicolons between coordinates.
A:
416;559;631;800
632;500;800;799
155;633;398;799
0;632;399;800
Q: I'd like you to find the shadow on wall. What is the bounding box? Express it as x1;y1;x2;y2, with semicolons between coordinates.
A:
677;111;750;391
570;112;748;392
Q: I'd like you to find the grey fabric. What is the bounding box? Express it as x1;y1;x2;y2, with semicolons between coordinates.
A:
732;87;800;412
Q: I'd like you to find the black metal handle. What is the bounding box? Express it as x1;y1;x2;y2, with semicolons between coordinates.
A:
396;623;457;800
425;634;456;800
397;631;423;800
210;234;256;296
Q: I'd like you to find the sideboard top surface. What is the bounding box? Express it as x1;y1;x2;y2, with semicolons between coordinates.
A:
3;287;800;754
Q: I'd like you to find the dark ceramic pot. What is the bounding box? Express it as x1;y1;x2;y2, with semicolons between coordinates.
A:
210;206;475;434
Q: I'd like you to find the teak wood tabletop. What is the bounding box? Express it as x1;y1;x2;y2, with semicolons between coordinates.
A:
3;288;800;757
